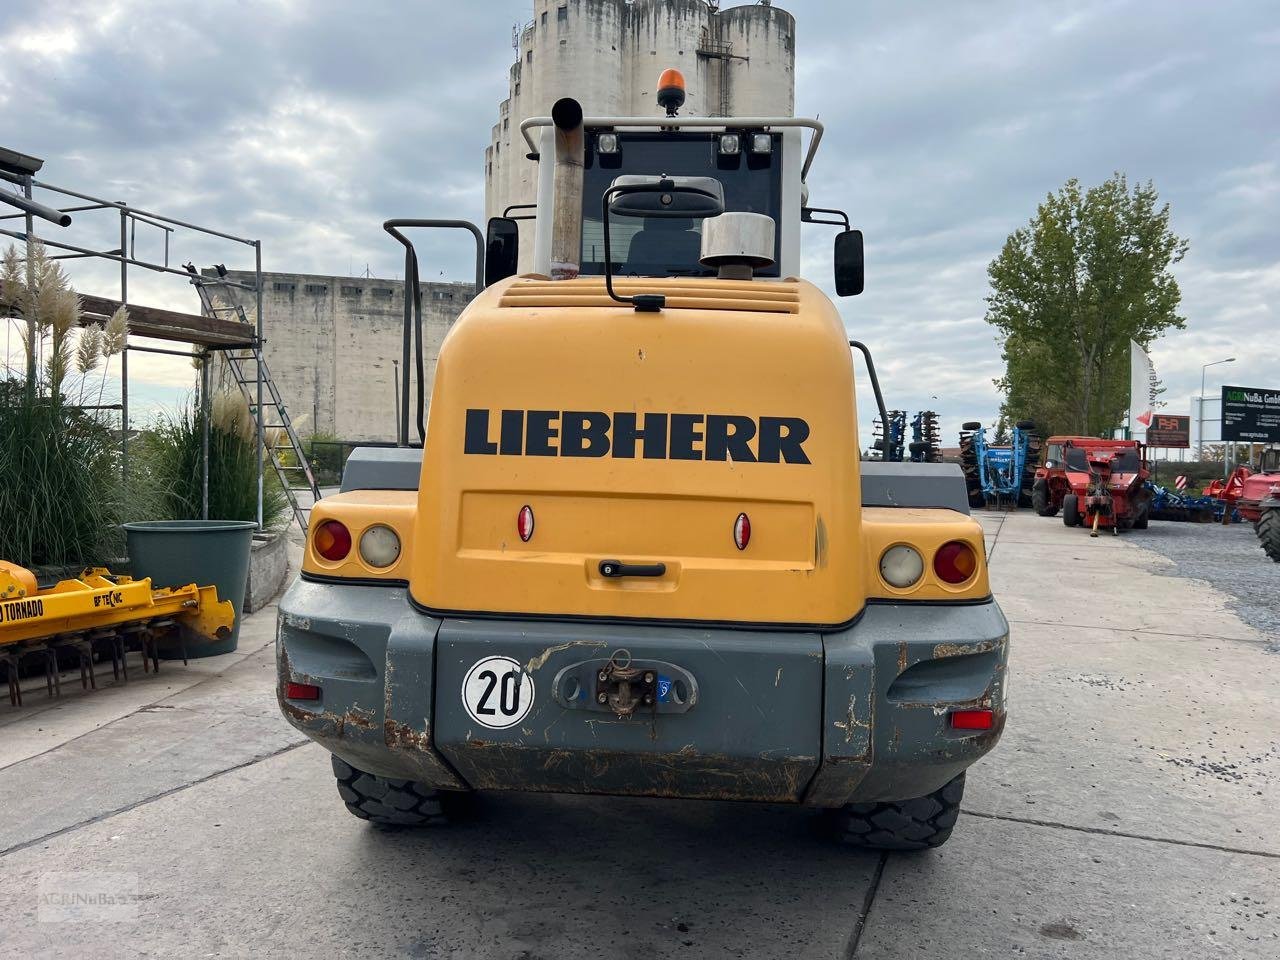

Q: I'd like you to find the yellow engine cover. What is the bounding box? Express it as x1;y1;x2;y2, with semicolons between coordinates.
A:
409;276;866;627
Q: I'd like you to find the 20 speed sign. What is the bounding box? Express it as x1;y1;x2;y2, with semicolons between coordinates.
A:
461;656;535;729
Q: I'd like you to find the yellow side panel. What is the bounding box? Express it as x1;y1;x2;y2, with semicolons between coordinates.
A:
410;276;866;626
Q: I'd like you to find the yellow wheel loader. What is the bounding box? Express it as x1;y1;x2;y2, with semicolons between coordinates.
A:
276;80;1007;849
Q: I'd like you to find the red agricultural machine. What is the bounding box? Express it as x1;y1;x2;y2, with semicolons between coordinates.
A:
1031;437;1153;536
1207;447;1280;561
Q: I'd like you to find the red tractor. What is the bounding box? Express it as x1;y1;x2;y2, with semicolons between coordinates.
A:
1031;437;1153;535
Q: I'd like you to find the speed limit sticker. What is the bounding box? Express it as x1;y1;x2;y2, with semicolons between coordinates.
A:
461;656;535;729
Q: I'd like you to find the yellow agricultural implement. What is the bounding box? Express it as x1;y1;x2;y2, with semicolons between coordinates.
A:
0;561;235;706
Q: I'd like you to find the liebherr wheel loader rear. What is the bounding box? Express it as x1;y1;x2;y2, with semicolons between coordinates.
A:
276;80;1009;850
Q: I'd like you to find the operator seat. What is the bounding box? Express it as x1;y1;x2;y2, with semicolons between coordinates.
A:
624;218;702;275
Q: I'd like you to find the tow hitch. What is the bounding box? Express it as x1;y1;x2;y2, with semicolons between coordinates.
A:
553;648;698;718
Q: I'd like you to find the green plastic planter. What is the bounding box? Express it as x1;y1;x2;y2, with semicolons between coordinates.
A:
123;520;257;658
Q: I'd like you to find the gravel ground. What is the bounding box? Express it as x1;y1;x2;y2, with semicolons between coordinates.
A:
1134;518;1280;648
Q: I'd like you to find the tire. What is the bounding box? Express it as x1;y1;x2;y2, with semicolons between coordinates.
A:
332;755;469;827
1032;479;1058;517
961;421;981;431
1018;435;1042;509
1063;494;1081;527
1015;419;1036;431
830;773;965;850
1259;506;1280;562
1133;504;1149;530
959;434;985;509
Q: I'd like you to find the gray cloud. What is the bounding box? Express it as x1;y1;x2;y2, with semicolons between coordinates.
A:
2;0;1275;443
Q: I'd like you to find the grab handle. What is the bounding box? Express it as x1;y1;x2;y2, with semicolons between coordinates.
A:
598;560;667;579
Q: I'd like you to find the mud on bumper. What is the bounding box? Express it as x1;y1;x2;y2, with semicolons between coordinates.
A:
277;579;1008;805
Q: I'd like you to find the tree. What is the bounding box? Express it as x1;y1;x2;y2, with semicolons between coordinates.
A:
992;415;1010;445
985;174;1187;437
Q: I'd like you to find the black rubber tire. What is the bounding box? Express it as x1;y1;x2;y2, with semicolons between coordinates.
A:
1018;434;1042;509
1063;494;1081;527
958;434;985;509
1132;503;1149;530
1258;506;1280;562
332;755;468;827
961;421;982;431
830;773;965;850
1032;479;1058;517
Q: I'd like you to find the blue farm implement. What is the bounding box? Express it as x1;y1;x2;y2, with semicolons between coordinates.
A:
871;410;906;462
959;420;1041;509
1146;484;1226;524
872;410;942;463
910;411;943;463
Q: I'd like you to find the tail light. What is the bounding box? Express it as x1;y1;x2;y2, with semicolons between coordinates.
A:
934;540;978;584
517;505;535;542
313;520;351;562
950;708;994;730
733;512;751;550
879;545;924;588
285;681;321;701
358;525;401;568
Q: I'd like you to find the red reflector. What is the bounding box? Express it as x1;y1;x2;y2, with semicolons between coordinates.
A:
313;519;351;562
285;682;321;701
733;512;751;550
934;540;978;584
950;709;994;730
517;504;535;542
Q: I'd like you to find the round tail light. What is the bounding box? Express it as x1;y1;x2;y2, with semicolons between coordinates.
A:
313;519;351;562
879;545;923;588
733;512;751;550
517;505;535;542
359;525;401;568
934;541;978;584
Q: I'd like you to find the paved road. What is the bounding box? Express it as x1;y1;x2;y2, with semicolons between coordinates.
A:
1;512;1276;958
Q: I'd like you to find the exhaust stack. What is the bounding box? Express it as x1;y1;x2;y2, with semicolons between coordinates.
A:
549;98;584;281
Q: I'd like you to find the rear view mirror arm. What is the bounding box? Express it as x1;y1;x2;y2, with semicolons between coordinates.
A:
801;206;850;230
600;183;670;312
849;339;890;449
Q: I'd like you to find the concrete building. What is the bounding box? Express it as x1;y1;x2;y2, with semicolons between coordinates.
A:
485;0;796;240
217;270;473;442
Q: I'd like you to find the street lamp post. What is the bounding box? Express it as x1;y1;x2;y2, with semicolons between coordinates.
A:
1198;357;1235;461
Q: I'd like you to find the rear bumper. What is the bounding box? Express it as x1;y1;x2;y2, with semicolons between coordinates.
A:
276;579;1008;805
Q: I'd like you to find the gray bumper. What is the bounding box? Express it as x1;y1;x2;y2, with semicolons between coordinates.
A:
277;578;1007;805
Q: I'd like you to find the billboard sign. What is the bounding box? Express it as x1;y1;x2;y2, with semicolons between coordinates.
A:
1146;414;1190;448
1222;385;1280;443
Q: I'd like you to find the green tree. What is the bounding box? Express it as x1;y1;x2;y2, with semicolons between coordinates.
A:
985;174;1187;437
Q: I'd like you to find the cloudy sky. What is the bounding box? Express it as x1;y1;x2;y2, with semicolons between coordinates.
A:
2;0;1276;445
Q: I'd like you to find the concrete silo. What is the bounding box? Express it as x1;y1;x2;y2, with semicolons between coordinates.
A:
485;0;796;230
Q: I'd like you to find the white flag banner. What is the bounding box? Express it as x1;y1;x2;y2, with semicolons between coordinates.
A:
1130;339;1158;437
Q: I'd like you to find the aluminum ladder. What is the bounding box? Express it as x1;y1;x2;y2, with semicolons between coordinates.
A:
191;277;321;534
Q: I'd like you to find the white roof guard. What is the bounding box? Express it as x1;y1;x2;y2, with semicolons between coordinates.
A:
519;115;825;182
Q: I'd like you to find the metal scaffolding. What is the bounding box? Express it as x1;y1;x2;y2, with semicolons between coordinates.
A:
0;147;309;530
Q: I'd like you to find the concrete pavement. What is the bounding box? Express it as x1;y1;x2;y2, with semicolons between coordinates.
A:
0;511;1276;958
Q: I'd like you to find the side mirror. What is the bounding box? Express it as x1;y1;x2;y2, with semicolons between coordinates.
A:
834;229;864;297
606;175;725;219
484;217;519;287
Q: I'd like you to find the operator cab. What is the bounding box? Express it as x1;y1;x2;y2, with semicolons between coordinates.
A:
580;130;784;278
485;69;862;296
